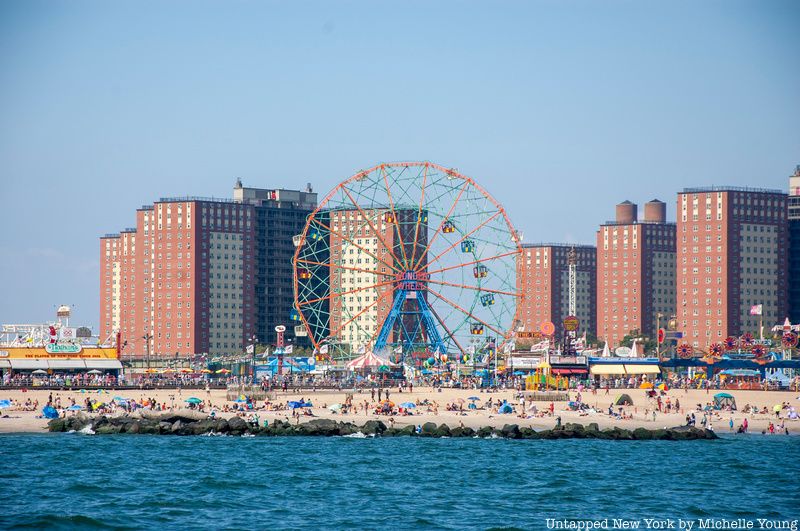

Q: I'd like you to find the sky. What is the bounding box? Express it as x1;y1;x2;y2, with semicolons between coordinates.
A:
1;0;798;331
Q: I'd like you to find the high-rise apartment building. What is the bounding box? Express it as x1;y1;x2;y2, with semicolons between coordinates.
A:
676;187;788;348
517;244;596;338
100;182;316;358
596;200;676;348
788;167;800;323
233;181;317;345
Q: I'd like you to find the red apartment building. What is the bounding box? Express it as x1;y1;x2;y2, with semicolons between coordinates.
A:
517;243;596;339
676;187;788;348
596;200;676;348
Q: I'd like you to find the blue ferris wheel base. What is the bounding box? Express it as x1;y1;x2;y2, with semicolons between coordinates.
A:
374;278;447;357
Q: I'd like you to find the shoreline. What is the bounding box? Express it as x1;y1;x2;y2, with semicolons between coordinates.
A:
2;386;797;436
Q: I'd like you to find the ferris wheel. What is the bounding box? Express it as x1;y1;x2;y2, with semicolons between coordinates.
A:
291;162;522;362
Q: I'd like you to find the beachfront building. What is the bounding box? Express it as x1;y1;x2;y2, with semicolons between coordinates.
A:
676;186;788;348
788;166;800;323
596;200;677;348
516;243;596;338
100;182;316;359
328;208;427;353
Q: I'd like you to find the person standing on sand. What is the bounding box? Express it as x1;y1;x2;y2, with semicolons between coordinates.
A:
370;388;375;401
729;417;734;431
652;410;656;422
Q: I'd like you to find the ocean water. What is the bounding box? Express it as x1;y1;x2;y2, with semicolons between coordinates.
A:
0;434;797;530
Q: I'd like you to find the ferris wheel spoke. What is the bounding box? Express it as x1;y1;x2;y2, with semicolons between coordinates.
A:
311;216;402;274
422;210;503;272
296;258;394;278
298;278;395;307
340;186;407;270
410;180;469;271
327;285;395;343
409;163;428;270
425;278;520;298
427;300;468;355
426;286;506;339
426;249;521;277
380;164;410;268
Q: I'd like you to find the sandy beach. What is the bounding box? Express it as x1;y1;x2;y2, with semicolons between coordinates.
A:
1;385;797;435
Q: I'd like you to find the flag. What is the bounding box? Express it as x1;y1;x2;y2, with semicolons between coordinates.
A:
503;342;514;354
320;344;329;355
750;304;763;316
284;345;293;354
357;345;365;354
394;346;403;354
245;344;254;354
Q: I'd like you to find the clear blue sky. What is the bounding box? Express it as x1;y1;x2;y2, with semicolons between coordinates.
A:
1;1;798;331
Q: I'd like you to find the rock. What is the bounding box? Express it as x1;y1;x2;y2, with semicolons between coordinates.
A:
158;421;172;434
361;420;387;435
434;423;452;437
125;421;141;434
586;423;600;432
48;418;67;432
520;427;539;439
95;424;122;435
476;426;494;438
421;422;438;436
138;420;160;434
227;416;248;435
500;424;521;439
338;423;360;436
564;423;585;433
460;427;476;437
300;419;340;436
633;427;654;440
396;425;416;437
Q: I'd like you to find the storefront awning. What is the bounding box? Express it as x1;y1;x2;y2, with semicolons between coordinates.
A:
9;359;49;370
85;359;123;370
591;364;661;375
47;359;88;369
0;359;11;369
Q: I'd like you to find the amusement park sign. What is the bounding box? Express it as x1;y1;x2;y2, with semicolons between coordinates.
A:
44;344;82;355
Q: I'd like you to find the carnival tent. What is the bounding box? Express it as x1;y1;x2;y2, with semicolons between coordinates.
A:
346;351;392;370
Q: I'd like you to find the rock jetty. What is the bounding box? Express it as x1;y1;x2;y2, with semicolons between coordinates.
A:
48;414;718;440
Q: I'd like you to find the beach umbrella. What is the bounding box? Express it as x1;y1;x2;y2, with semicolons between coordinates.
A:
399;402;416;408
161;368;174;374
185;397;202;404
0;399;12;409
144;368;159;374
42;406;59;419
86;369;103;375
179;368;192;373
234;399;248;403
378;365;391;373
468;397;480;401
68;404;83;411
32;369;47;375
201;369;212;374
657;383;669;391
216;368;230;374
640;382;654;389
287;401;303;409
328;403;342;411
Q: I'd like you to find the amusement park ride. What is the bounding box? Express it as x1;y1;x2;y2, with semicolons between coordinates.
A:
291;162;522;366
